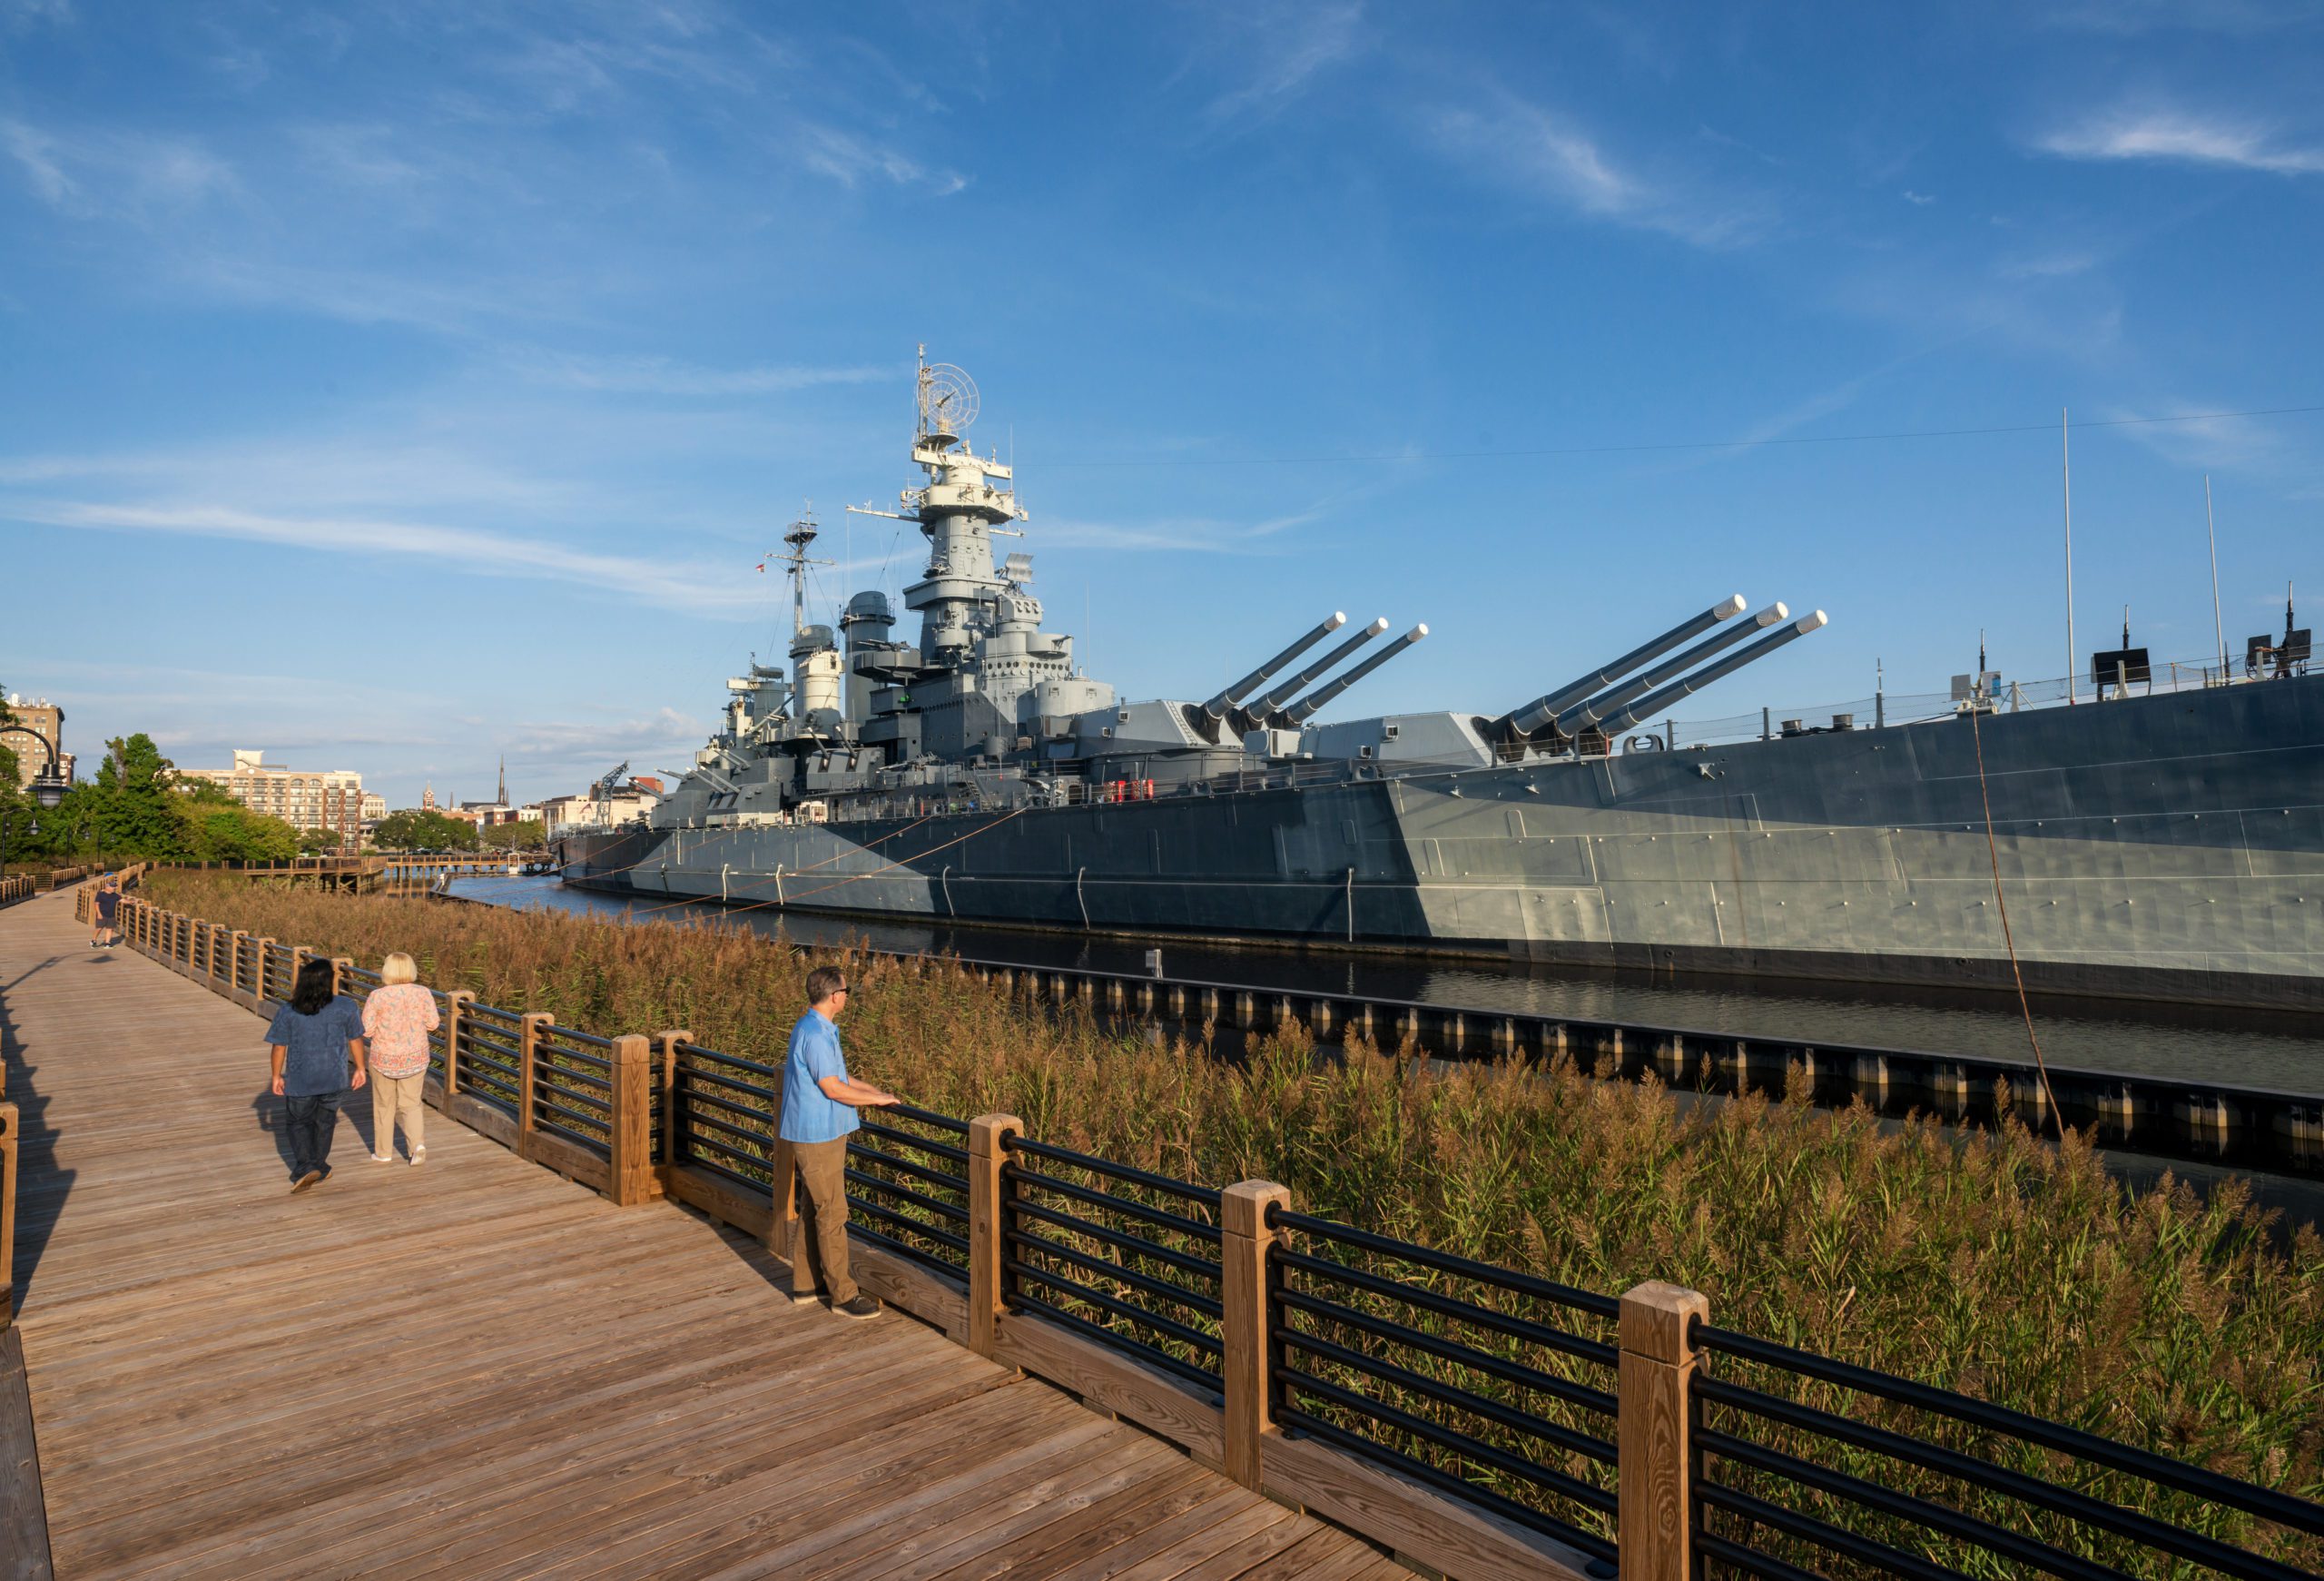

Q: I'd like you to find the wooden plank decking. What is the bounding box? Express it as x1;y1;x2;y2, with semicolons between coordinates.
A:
0;891;1405;1579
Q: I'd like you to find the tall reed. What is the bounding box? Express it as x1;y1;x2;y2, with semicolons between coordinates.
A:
147;874;2324;1568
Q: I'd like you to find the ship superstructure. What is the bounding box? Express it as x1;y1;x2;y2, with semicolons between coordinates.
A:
563;356;2324;1010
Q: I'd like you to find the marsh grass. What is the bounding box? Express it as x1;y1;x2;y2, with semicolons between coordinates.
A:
148;875;2324;1573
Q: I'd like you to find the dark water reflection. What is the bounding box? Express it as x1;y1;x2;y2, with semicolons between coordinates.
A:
447;876;2322;1094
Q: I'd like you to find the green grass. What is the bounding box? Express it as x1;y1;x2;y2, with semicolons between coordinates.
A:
143;873;2324;1574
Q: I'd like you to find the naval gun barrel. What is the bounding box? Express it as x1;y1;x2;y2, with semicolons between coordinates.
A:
1596;610;1828;737
1556;602;1788;736
1281;625;1430;724
1204;611;1347;719
1254;617;1391;716
1501;594;1746;738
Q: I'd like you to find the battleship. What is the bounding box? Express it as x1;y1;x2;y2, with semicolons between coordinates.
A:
561;356;2324;1010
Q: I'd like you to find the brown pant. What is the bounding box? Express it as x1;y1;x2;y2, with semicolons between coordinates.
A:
370;1072;425;1157
787;1137;856;1304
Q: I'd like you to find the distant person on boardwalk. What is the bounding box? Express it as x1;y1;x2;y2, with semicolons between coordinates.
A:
360;953;438;1166
266;957;368;1192
779;965;899;1320
89;875;120;949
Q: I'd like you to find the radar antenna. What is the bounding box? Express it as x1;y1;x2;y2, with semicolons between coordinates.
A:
916;346;980;443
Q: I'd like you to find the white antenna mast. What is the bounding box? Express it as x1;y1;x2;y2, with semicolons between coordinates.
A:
2062;407;2076;704
2204;474;2226;676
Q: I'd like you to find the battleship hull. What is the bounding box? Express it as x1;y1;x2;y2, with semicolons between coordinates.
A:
562;677;2324;1009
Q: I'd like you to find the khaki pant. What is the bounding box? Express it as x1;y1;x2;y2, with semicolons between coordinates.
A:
370;1072;426;1158
787;1137;856;1304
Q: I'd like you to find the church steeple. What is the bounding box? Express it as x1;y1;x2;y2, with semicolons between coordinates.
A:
497;756;507;807
422;782;435;811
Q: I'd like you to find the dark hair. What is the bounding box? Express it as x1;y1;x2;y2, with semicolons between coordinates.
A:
804;965;848;1005
290;958;337;1016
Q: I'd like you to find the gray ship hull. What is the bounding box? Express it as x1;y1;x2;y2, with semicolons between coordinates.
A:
564;677;2324;1009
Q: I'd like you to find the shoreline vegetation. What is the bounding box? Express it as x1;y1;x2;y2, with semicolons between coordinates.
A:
144;873;2323;1549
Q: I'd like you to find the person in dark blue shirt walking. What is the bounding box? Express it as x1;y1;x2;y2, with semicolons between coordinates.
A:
266;958;369;1193
779;965;899;1319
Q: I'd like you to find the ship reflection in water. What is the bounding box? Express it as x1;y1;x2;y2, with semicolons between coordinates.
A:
448;876;2322;1095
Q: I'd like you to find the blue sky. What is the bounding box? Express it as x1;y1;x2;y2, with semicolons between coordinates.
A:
3;1;2319;810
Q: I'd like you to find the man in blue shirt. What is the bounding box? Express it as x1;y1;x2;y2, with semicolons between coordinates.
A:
779;965;899;1319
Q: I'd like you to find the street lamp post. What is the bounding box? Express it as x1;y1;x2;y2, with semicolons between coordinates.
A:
1;724;74;875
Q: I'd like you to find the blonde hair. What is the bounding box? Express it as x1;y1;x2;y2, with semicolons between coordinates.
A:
380;952;419;985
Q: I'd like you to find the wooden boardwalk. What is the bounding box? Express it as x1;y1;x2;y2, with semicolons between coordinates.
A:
0;891;1403;1580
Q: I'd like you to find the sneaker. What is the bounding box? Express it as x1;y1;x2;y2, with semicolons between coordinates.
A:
290;1170;322;1193
833;1295;882;1321
790;1289;826;1308
370;1152;394;1164
409;1150;425;1168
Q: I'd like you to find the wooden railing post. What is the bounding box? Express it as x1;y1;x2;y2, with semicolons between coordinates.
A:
0;1101;16;1330
654;1030;691;1172
440;991;474;1099
228;931;248;997
517;1012;552;1148
1222;1180;1292;1491
252;937;275;1005
608;1034;654;1206
290;945;310;996
967;1113;1023;1360
330;956;352;998
1620;1280;1710;1581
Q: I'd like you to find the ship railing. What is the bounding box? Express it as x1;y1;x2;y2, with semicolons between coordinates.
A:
107;888;2324;1581
1662;652;2282;751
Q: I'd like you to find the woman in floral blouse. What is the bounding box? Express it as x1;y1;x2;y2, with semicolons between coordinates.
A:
361;953;439;1165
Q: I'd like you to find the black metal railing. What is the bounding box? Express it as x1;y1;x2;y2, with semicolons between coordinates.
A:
1265;1206;1622;1566
459;1002;527;1119
999;1134;1226;1393
848;1103;971;1279
1691;1321;2324;1581
670;1041;780;1191
532;1025;614;1154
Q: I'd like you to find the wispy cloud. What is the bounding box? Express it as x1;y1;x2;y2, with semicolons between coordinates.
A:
2035;107;2324;174
1901;189;1936;205
6;500;766;613
795;121;966;194
0;116;238;218
1424;87;1769;249
1201;2;1364;128
2038;0;2321;35
507;349;898;397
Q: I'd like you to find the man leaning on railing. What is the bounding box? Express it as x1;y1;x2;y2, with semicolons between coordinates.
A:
779;965;900;1321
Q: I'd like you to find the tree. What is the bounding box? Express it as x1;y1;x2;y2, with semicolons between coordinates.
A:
374;808;478;851
87;735;185;856
479;818;547;852
297;826;344;855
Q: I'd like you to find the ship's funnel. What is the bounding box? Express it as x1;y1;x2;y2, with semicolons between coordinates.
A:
1596;610;1828;738
1501;594;1746;738
1281;625;1429;724
1204;612;1347;719
1254;617;1390;716
1555;603;1788;736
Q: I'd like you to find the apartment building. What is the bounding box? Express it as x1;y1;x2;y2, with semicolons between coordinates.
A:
181;749;366;849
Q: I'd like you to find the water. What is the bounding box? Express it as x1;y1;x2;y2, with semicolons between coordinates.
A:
446;875;2324;1094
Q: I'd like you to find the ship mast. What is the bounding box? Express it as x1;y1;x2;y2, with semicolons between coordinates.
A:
777;506;832;637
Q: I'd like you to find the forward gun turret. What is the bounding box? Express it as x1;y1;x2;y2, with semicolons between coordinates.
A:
1203;613;1347;720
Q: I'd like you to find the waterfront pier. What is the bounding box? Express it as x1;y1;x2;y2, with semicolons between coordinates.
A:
0;889;1388;1579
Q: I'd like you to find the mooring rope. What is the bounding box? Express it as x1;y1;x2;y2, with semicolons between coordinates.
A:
1967;704;2064;1131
